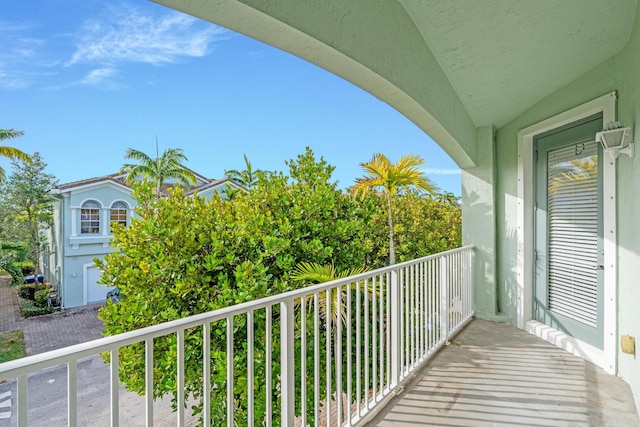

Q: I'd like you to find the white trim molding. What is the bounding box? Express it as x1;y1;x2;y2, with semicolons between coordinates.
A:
516;91;617;374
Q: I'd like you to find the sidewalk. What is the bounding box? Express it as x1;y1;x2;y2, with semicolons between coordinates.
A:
0;276;104;356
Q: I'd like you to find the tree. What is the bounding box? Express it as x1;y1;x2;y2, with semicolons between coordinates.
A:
120;139;197;197
224;153;262;190
352;153;438;264
0;153;57;275
98;148;369;425
0;129;31;182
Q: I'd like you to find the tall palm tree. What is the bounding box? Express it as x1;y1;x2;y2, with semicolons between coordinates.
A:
352;153;438;265
224;153;261;190
120;139;197;197
0;129;31;182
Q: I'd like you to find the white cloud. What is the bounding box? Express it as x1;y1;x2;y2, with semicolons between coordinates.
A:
80;68;119;86
66;5;227;67
422;168;462;175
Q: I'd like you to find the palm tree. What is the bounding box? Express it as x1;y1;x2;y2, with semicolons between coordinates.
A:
352;153;438;264
120;139;197;197
224;153;261;190
0;129;31;182
291;262;370;327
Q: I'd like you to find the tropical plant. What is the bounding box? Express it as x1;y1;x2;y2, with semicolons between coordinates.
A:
224;153;261;190
0;129;31;182
0;153;57;276
98;148;368;425
291;262;370;326
120;140;197;197
352;153;438;264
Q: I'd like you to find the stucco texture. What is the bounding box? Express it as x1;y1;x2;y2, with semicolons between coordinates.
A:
495;4;640;411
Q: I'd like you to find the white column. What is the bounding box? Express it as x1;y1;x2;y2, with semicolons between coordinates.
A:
70;207;78;237
102;207;110;236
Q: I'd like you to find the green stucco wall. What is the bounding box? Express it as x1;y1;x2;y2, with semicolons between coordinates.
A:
495;5;640;410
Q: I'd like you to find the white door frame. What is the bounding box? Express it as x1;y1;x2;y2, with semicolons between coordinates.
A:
516;91;617;374
82;262;100;305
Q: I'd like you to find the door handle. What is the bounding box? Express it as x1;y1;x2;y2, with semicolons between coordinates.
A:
594;264;605;270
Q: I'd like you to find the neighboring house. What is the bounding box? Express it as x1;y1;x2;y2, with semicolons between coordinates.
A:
44;171;243;309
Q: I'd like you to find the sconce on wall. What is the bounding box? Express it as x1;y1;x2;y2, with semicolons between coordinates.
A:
595;121;635;160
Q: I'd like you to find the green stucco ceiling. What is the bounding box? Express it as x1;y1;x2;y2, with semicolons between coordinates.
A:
398;0;637;127
154;0;638;167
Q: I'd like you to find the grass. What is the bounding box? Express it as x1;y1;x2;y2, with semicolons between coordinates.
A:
0;330;27;363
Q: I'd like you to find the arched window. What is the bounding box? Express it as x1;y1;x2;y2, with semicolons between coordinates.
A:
80;201;101;234
110;201;128;231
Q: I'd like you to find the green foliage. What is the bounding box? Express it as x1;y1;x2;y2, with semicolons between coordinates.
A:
18;298;57;317
16;261;35;275
0;152;57;275
120;143;197;197
0;262;23;287
0;330;27;363
34;288;51;307
98;148;462;424
359;192;462;268
99;148;368;425
18;283;48;300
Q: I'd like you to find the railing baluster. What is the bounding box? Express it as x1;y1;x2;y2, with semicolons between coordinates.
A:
226;316;234;427
68;360;77;427
325;290;332;427
364;277;369;410
346;280;353;423
266;306;272;427
372;275;377;401
378;273;384;396
440;256;449;342
248;311;255;427
386;271;391;393
110;348;119;427
177;329;185;427
356;277;361;417
145;338;153;426
280;299;295;427
390;268;400;389
336;285;343;426
314;293;320;426
17;374;27;427
203;322;211;427
299;304;305;427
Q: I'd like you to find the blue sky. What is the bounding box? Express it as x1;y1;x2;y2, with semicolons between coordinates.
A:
1;0;461;195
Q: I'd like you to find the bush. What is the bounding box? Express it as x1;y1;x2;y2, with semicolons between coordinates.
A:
16;261;35;276
34;289;50;308
18;283;48;301
0;262;24;287
18;299;57;317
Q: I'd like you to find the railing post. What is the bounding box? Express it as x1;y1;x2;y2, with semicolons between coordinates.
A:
280;299;295;427
440;256;449;343
390;269;400;388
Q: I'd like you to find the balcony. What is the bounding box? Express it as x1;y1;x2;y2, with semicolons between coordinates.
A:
0;245;637;426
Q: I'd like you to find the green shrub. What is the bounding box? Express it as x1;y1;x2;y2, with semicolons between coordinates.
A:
18;283;48;301
16;261;35;276
18;299;57;317
34;289;50;308
0;262;24;287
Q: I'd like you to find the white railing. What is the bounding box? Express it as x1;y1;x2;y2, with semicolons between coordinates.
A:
0;246;474;426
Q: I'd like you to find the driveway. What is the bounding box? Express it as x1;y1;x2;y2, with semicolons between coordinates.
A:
0;277;104;355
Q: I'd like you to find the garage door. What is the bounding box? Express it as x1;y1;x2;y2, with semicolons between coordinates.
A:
85;265;115;304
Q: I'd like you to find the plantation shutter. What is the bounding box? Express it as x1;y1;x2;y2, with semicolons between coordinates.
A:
546;140;599;328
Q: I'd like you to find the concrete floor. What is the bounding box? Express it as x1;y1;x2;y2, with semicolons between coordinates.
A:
368;319;639;427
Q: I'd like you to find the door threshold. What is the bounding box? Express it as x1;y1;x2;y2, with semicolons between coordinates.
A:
525;320;612;374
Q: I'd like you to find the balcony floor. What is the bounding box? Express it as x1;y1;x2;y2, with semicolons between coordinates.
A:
368;319;639;426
